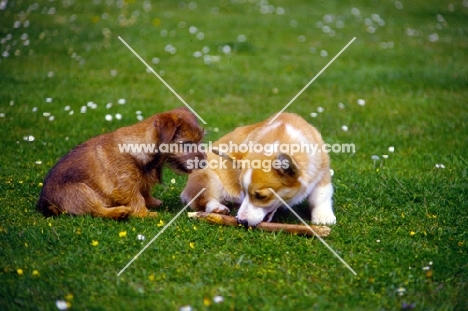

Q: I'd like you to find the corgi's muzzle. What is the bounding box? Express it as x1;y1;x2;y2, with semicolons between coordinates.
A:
236;198;279;227
236;209;276;228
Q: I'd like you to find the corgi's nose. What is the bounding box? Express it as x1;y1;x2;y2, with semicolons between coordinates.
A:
237;218;249;228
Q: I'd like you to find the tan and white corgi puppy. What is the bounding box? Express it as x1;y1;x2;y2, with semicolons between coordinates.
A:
180;112;336;227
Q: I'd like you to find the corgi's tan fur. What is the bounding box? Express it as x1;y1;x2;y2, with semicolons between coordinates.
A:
181;112;336;227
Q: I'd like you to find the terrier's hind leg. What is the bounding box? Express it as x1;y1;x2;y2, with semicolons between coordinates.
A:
42;183;133;219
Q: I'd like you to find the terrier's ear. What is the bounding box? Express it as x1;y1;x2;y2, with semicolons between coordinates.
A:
154;112;180;143
274;153;299;179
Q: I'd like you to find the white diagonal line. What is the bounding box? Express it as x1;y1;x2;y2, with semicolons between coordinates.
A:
268;37;356;124
118;36;207;125
269;188;357;276
117;188;206;276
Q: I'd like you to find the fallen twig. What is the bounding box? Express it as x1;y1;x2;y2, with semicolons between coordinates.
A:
187;212;331;237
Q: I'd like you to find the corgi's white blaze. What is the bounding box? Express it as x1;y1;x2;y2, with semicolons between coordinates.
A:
285;123;307;142
250;121;283;142
241;168;253;191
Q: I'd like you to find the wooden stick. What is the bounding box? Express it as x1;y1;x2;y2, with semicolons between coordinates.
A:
187;212;331;237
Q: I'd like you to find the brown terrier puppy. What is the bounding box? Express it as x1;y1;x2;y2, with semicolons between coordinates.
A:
37;107;205;219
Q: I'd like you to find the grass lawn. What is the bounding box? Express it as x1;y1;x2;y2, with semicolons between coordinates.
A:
1;0;467;310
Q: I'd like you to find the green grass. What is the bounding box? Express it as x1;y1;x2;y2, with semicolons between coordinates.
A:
1;0;467;310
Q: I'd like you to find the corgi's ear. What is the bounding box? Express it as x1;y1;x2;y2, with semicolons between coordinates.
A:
275;153;299;179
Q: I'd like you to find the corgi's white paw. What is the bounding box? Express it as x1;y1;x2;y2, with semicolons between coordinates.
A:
309;184;335;225
311;211;336;225
206;200;230;215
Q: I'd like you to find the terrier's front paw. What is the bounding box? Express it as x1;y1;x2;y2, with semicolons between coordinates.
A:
145;197;162;209
133;209;158;218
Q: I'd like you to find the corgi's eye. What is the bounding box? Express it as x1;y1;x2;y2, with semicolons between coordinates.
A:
253;192;267;200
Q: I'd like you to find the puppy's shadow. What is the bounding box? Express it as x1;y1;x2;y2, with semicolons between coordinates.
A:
272;201;310;224
224;201;310;224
